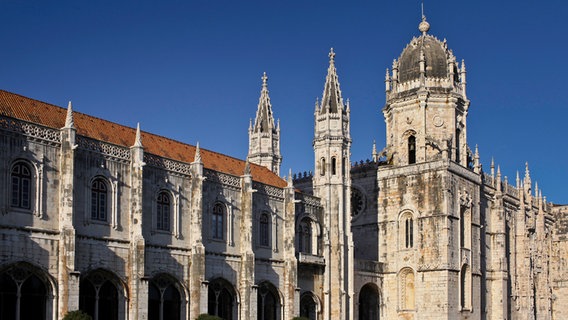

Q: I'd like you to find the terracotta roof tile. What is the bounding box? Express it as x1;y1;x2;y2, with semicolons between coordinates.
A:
0;90;287;188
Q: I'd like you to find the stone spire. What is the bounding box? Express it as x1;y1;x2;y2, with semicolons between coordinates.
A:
252;72;275;134
248;72;282;175
64;101;75;129
319;48;345;114
134;123;143;147
194;142;202;163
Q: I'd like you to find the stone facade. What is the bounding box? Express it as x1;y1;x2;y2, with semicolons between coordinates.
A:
1;15;567;320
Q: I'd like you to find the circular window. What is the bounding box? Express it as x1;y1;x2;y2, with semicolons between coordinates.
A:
351;188;365;217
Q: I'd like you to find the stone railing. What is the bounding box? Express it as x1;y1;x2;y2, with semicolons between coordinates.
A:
355;259;383;273
297;253;325;266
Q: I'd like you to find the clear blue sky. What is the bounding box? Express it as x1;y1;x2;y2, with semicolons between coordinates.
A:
1;1;566;204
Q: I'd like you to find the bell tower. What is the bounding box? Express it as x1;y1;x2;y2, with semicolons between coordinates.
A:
383;16;470;166
248;72;282;175
312;48;354;320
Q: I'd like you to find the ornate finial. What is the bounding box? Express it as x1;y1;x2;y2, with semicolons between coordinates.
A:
329;48;335;63
65;101;74;128
262;72;268;89
287;168;293;187
134;123;142;147
194;142;202;163
418;8;430;35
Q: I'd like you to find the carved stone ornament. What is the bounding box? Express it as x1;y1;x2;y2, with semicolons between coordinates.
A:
459;189;472;208
433;115;444;127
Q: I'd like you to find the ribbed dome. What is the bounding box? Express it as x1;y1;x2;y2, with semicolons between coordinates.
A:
398;35;449;83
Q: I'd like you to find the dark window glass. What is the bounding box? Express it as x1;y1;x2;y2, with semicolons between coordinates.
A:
91;179;108;221
11;162;32;209
259;213;270;247
157;192;171;231
212;204;224;240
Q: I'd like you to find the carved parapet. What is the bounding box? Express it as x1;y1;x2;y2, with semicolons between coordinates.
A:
298;252;325;266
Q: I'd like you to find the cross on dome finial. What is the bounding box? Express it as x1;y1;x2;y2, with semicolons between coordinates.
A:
329;48;335;63
418;3;430;35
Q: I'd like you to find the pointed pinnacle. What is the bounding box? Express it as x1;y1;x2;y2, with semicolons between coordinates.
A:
329;48;335;63
65;101;75;128
134;123;142;147
287;168;293;187
244;157;251;175
525;162;531;180
194;142;202;163
262;72;268;89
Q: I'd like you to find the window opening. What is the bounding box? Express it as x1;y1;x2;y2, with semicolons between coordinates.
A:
11;162;32;209
157;192;171;231
91;178;108;221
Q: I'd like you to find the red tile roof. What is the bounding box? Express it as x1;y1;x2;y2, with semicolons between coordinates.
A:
0;90;287;188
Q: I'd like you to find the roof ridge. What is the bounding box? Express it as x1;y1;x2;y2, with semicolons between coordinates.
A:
0;89;286;187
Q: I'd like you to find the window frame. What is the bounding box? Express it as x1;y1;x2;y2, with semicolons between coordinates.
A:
156;191;171;232
211;203;225;240
258;212;271;248
10;161;33;210
90;177;109;222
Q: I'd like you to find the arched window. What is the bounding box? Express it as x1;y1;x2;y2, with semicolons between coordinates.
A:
11;162;32;209
212;203;225;240
259;212;270;247
91;178;108;221
208;278;236;320
320;158;326;176
148;275;181;320
359;284;380;320
405;217;413;248
0;266;49;320
399;268;415;310
79;270;120;320
156;191;171;231
408;136;416;164
257;282;280;320
298;219;312;254
300;292;318;320
331;157;337;175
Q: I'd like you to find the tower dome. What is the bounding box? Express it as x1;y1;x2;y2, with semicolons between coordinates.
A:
394;16;458;84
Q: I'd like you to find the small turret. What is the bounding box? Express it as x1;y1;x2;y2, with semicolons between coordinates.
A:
248;72;282;175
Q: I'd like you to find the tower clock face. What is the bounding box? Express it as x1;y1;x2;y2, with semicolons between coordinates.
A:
351;188;365;217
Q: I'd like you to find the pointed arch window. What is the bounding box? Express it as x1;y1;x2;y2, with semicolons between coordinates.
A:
0;269;49;320
91;178;108;221
257;282;280;320
408;135;416;164
156;191;171;231
212;203;225;240
259;212;270;247
148;275;181;320
11;162;32;210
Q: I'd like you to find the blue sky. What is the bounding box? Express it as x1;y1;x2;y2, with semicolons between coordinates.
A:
1;1;566;204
